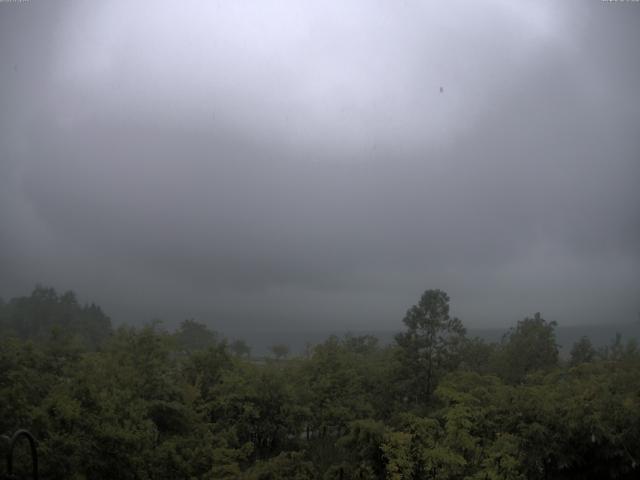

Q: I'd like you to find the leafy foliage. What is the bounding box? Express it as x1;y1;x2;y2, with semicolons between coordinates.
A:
497;312;559;383
395;289;466;404
1;286;639;479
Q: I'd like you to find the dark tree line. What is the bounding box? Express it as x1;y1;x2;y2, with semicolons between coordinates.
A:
1;286;639;479
0;286;111;349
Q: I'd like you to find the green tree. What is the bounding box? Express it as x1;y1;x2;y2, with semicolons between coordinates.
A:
173;318;219;352
498;312;558;383
342;333;379;355
395;289;466;404
569;336;596;366
245;451;316;479
302;336;374;439
0;285;112;348
459;336;497;374
336;419;387;478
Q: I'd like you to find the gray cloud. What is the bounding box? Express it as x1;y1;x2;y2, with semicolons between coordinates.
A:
1;0;638;331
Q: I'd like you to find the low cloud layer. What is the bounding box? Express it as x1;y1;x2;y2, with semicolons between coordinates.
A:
1;0;639;331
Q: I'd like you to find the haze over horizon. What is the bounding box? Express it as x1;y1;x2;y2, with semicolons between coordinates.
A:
1;0;639;331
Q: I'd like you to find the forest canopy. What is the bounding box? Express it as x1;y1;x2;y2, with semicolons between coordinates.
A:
1;286;639;479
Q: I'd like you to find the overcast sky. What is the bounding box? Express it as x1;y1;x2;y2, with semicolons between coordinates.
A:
1;0;638;332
